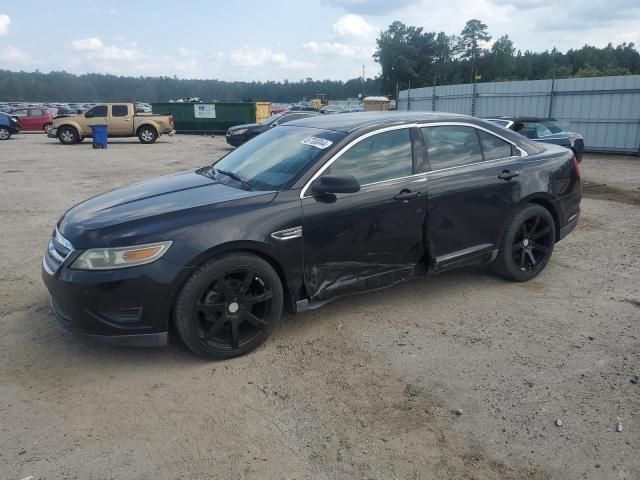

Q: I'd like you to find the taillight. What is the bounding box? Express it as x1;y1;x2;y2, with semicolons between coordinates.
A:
169;115;174;126
573;155;580;177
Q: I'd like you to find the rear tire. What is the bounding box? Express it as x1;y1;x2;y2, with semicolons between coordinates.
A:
138;125;158;144
57;126;79;145
494;204;556;282
174;253;283;359
43;123;53;135
0;127;10;140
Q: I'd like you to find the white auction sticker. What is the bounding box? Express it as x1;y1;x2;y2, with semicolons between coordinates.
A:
300;136;333;149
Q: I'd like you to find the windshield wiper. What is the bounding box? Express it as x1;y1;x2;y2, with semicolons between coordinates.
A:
215;169;253;191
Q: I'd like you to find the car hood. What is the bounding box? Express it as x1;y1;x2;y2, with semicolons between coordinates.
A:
58;169;276;246
228;123;262;132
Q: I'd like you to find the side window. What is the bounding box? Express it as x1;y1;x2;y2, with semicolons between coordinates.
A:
112;105;129;117
276;115;293;124
328;128;413;185
29;109;43;116
422;126;483;170
477;130;513;161
13;110;28;117
85;105;107;118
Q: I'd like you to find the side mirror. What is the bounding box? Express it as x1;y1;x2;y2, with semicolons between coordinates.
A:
311;174;360;195
271;122;279;127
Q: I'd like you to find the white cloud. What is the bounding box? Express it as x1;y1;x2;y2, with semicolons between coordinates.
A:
72;37;142;61
92;46;141;61
0;46;29;63
303;41;372;58
332;14;375;38
0;14;11;36
229;47;288;67
72;37;104;51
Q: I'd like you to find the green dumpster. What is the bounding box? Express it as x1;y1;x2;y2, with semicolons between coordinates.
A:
151;102;270;133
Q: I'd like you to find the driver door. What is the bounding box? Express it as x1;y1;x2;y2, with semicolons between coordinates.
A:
301;127;427;301
82;105;108;136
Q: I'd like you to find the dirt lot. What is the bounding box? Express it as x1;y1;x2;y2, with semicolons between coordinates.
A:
1;133;638;480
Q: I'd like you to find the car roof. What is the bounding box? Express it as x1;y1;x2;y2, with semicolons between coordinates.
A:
486;116;556;122
287;111;470;133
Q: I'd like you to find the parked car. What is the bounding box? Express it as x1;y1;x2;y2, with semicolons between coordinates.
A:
67;103;88;113
0;112;21;140
50;103;175;144
10;107;55;134
225;111;319;147
42;112;581;359
486;117;584;162
52;106;78;117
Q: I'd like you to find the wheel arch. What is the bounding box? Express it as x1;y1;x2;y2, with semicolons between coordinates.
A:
136;122;158;136
169;241;297;319
57;123;80;135
519;194;561;241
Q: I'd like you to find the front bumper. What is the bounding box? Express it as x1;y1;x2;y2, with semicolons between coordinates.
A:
48;127;58;138
42;257;185;347
225;133;247;147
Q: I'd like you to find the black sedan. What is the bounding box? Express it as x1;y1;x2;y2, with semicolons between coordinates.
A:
486;117;584;162
42;112;581;359
225;111;319;147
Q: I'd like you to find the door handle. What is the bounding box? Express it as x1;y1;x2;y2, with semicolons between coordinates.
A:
124;118;131;122
498;170;520;180
394;190;419;201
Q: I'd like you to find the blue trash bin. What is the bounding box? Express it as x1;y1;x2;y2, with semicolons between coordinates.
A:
90;124;108;149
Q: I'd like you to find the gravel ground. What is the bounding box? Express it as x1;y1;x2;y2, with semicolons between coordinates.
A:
0;133;638;480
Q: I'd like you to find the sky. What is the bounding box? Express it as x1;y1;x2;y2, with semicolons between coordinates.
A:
0;0;639;82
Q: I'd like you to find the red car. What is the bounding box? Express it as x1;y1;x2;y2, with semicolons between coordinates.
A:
10;108;54;134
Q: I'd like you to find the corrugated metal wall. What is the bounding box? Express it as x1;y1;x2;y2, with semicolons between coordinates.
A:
398;75;640;154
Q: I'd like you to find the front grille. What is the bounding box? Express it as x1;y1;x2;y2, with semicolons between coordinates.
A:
43;227;74;274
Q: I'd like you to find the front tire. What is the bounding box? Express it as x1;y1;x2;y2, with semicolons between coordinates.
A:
57;126;79;145
494;204;556;282
138;125;158;144
174;253;283;359
0;127;10;140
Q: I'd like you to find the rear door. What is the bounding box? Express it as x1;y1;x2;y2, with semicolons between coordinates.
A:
109;104;132;136
28;109;47;130
301;127;428;300
421;124;523;269
82;105;108;136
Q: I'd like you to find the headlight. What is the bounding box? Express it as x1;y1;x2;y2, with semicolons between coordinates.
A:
71;241;172;270
231;128;248;135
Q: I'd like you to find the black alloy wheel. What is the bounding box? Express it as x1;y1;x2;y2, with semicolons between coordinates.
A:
495;204;556;281
512;213;554;272
174;253;283;359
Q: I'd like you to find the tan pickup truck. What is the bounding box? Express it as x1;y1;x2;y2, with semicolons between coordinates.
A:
50;103;174;145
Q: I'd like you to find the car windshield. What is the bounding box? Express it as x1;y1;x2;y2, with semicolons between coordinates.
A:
522;120;570;137
208;126;345;191
258;113;284;125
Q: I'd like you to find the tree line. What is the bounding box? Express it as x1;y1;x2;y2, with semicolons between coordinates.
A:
375;20;640;94
1;18;639;102
0;70;379;103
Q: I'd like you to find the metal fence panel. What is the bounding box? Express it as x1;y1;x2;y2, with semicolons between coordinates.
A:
397;75;640;153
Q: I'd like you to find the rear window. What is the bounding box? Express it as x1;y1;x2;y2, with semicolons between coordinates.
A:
422;126;483;170
477;130;514;160
112;105;128;117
